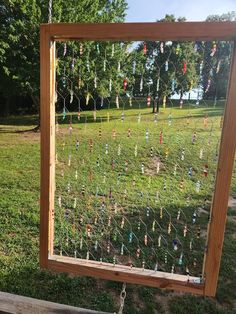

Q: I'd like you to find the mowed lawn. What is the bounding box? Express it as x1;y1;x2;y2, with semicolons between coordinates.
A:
0;104;236;314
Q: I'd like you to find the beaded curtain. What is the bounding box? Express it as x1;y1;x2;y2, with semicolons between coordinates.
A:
54;40;231;281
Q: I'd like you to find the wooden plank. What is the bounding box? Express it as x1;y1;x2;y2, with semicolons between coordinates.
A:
203;41;236;297
48;256;204;295
44;22;236;41
40;25;55;267
0;291;111;314
40;24;50;268
49;36;56;256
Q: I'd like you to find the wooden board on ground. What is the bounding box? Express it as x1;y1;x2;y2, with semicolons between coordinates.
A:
0;291;112;314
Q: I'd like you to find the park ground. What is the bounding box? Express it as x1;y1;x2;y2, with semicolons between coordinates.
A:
0;104;236;314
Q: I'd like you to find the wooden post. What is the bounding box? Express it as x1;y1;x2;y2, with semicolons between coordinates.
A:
203;41;236;296
40;24;55;267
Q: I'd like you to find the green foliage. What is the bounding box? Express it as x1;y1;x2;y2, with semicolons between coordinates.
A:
0;0;41;99
200;41;232;101
201;11;236;100
56;40;131;104
1;9;235;115
169;295;235;314
132;15;199;105
206;11;236;22
0;0;128;111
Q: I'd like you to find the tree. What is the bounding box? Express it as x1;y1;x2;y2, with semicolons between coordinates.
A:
56;40;132;112
0;0;128;115
132;15;199;111
201;11;236;101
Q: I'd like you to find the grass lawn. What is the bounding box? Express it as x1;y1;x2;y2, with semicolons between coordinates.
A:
0;103;236;314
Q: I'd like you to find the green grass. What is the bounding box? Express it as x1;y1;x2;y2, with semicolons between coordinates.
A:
54;102;222;275
0;103;236;313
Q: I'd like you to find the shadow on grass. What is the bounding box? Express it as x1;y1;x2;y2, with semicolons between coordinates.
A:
0;115;39;133
0;102;224;130
57;106;224;126
0;115;39;126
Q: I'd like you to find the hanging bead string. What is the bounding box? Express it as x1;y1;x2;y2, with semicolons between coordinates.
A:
56;121;207;268
48;0;52;24
54;40;224;277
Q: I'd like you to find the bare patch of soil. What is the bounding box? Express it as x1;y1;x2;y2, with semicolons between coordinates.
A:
145;156;165;176
20;131;40;142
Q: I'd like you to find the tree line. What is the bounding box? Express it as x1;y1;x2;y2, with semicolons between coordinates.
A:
0;1;235;116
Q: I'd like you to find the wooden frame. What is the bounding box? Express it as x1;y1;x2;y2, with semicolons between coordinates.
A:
40;22;236;297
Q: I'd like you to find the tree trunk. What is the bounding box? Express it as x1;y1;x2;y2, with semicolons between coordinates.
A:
179;90;183;108
31;94;40;113
152;97;159;113
157;95;163;112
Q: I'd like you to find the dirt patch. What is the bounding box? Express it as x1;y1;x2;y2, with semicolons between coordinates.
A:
145;156;165;176
19;131;40;142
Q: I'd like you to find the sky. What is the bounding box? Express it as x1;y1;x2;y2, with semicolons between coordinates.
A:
126;0;236;22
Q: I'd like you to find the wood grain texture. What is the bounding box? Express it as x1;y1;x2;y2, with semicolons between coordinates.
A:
0;291;111;314
49;38;56;256
203;41;236;297
40;24;50;268
40;25;55;267
48;256;204;295
43;22;236;41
